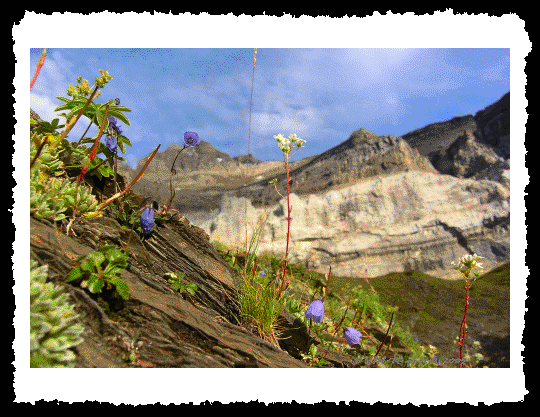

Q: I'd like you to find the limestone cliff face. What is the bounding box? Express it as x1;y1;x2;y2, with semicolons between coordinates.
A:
188;171;509;279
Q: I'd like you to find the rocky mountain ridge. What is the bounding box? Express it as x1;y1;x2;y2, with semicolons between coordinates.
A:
174;92;511;279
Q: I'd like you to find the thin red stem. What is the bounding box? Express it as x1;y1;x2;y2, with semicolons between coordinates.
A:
458;277;471;368
30;48;47;90
276;156;291;300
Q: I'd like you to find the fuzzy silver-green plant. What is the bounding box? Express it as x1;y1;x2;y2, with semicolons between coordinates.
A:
30;170;101;221
30;136;65;176
30;260;84;367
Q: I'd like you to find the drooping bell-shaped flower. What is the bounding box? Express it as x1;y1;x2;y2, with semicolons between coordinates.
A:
343;327;362;346
105;135;118;154
305;298;324;323
140;208;154;236
107;116;122;136
183;131;200;147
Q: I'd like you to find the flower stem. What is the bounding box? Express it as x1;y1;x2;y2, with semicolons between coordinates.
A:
76;120;94;146
164;146;187;214
276;154;291;300
458;273;471;368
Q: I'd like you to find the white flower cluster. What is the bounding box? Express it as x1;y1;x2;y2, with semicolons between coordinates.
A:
451;253;484;272
273;133;306;154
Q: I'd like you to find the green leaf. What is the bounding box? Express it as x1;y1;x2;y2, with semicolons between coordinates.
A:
185;283;198;295
55;96;72;104
112;279;130;300
118;140;127;155
97;165;113;177
86;275;105;294
107;109;131;126
111;105;132;114
66;105;86;121
66;266;84;282
54;103;76;112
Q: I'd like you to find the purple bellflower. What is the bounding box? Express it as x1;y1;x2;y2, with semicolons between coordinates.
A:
305;299;324;323
140;208;154;236
183;131;200;147
108;116;123;135
105;135;118;154
343;327;362;346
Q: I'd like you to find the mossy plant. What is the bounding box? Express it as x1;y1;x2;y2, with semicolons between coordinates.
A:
30;260;84;368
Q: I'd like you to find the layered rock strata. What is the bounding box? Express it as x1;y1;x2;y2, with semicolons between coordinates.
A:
188;171;509;280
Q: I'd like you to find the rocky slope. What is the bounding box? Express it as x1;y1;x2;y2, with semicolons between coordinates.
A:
30;204;311;368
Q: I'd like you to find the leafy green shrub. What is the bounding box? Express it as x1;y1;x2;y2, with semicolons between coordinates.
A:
66;245;130;300
30;260;84;367
165;271;198;295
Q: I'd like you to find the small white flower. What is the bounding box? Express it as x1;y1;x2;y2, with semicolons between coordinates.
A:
274;133;286;143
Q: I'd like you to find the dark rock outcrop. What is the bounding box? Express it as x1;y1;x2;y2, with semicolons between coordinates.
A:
474;92;510;159
431;130;505;180
401;115;479;160
232;153;262;165
30;206;309;367
402;92;510;176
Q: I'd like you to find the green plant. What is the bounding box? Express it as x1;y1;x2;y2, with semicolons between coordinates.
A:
165;271;198;295
30;170;101;221
66;245;130;300
271;133;306;300
300;343;328;367
451;253;484;368
235;213;283;346
30;260;84;367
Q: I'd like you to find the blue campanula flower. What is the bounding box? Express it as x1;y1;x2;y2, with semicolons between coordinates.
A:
140;208;154;236
105;135;118;154
305;298;324;323
183;131;200;147
260;270;266;277
343;327;362;346
108;116;118;127
108;116;122;135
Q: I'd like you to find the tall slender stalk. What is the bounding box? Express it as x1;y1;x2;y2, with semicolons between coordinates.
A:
451;253;483;368
276;155;291;300
458;275;472;368
97;144;161;211
30;48;47;90
245;48;257;260
164;145;187;214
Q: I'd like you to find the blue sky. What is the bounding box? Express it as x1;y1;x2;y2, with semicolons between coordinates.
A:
30;47;510;168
